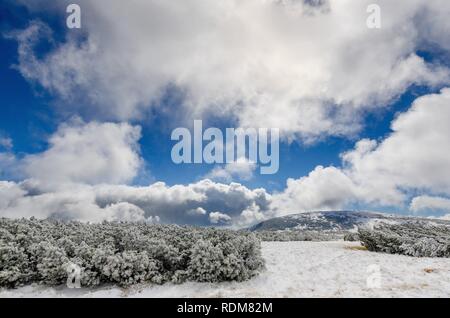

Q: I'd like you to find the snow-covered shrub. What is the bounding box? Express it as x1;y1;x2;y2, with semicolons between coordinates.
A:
0;218;264;288
29;242;69;285
0;241;33;287
358;222;450;257
187;232;264;282
343;233;359;242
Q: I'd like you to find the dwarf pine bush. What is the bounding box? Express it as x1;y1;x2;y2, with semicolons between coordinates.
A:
358;222;450;257
343;233;360;242
0;218;264;288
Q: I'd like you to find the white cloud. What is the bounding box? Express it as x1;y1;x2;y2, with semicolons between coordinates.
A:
0;181;26;211
410;196;450;214
104;202;159;223
0;152;20;180
341;88;450;205
12;0;450;141
205;158;257;182
235;203;268;228
93;179;272;225
187;207;207;216
0;137;13;150
0;181;157;222
3;88;450;224
2;83;450;224
273;88;450;213
3;1;450;224
0;136;17;179
271;166;358;214
0;178;272;226
209;212;232;224
22;120;142;186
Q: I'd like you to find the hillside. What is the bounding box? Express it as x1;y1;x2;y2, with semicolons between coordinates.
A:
250;211;450;232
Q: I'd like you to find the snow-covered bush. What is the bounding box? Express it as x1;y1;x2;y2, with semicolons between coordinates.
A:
186;231;263;282
358;222;450;257
343;233;359;242
0;218;264;288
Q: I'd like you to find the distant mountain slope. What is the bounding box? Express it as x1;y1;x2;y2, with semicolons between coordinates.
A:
250;211;450;232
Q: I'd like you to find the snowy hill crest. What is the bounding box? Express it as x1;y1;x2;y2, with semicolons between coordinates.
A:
250;211;450;232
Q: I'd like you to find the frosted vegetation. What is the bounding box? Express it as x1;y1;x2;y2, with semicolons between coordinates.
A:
359;222;450;258
0;218;264;288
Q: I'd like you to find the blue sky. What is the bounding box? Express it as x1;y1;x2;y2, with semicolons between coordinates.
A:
0;2;350;189
0;2;432;186
1;1;450;225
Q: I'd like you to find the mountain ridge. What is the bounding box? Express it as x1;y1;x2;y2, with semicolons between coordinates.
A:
250;211;450;232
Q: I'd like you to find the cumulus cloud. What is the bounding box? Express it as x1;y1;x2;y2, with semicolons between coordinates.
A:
0;135;17;179
273;88;450;213
187;207;207;216
0;180;157;222
93;180;272;225
235;203;268;228
341;88;450;205
0;137;13;150
209;212;232;224
271;166;358;214
410;196;450;214
3;1;450;225
3;88;450;224
205;158;257;182
21;120;142;186
0;152;19;180
0;178;272;226
12;0;450;141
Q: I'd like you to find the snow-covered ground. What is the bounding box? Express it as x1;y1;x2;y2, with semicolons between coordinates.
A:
2;241;450;298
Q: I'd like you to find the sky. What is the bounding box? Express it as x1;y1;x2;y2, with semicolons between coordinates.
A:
1;0;450;227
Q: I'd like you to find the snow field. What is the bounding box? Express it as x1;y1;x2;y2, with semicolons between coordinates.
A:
2;241;450;298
